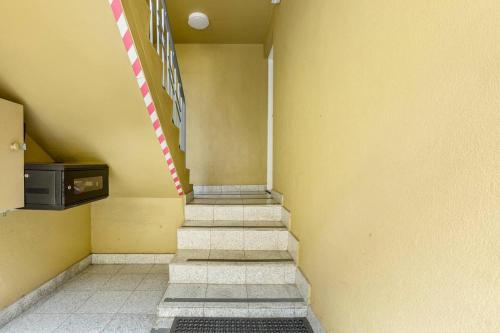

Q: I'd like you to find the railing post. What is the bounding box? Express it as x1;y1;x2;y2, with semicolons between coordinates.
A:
149;0;154;43
155;0;160;55
148;0;187;152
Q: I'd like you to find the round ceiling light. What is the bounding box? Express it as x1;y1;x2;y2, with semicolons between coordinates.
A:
188;12;209;30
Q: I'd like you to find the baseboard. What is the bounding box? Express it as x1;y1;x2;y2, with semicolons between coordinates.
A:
270;190;284;204
0;255;91;328
91;253;174;264
295;267;311;304
185;191;194;203
307;305;326;333
281;206;291;229
288;231;299;263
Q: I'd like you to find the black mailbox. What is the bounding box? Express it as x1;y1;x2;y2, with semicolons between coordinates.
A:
24;163;109;210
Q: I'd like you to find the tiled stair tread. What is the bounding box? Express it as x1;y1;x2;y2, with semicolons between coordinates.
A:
173;250;292;262
195;194;273;200
182;220;286;228
158;284;307;318
196;190;268;193
160;283;307;307
188;198;279;205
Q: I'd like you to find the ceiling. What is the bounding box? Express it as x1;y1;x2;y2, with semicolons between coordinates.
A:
166;0;275;44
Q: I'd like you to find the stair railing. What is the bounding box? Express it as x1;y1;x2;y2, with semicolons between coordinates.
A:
148;0;186;152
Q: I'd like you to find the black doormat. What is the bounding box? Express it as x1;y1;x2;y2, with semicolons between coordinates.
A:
169;317;314;333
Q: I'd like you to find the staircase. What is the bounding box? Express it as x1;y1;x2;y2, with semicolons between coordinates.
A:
156;185;309;329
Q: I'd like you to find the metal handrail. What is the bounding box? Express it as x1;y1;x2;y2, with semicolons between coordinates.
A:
149;0;186;152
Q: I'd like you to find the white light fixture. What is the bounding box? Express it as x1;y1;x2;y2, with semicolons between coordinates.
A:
188;12;209;30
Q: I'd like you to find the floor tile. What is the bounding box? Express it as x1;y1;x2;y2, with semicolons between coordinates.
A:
61;273;112;291
206;284;247;299
246;263;287;284
189;199;216;205
242;198;279;205
0;314;69;333
184;205;213;221
119;265;153;274
102;314;155;333
246;284;290;299
284;285;303;298
212;221;244;227
177;229;211;249
215;199;243;205
213;205;244;221
53;314;113;333
136;274;169;291
32;291;93;314
149;264;169;274
244;250;291;260
173;249;210;261
169;262;207;284
243;221;285;227
207;263;246;284
163;283;206;309
76;291;131;314
209;250;245;260
210;229;244;250
164;283;207;299
118;291;163;314
244;206;281;221
204;307;249;316
101;274;145;291
84;265;123;275
244;230;279;250
183;221;213;227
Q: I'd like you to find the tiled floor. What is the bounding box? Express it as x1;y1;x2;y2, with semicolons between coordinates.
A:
0;264;169;333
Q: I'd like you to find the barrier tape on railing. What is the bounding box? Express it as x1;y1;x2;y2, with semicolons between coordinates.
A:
109;0;184;196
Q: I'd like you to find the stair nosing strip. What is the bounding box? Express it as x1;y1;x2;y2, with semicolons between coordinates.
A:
181;226;286;229
164;298;304;303
186;259;293;263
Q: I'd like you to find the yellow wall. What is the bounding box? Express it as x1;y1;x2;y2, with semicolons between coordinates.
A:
87;0;190;255
121;0;192;195
24;135;53;164
271;0;500;332
176;44;268;185
0;137;90;310
0;0;189;198
91;197;183;254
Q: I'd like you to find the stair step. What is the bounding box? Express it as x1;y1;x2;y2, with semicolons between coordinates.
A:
183;220;285;228
169;250;296;284
158;283;307;318
189;198;279;205
193;185;267;194
194;193;272;199
178;224;289;251
185;204;282;221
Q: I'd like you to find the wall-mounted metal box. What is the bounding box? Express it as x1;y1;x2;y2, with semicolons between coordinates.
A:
24;163;108;210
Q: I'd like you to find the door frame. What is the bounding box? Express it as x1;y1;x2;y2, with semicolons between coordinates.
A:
267;47;274;191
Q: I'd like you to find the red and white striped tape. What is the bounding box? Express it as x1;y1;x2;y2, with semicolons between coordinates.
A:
109;0;184;196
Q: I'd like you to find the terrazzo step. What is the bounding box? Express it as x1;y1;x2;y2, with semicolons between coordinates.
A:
185;204;282;221
194;185;267;194
178;222;289;251
188;198;279;205
193;193;273;199
169;250;296;284
158;283;308;318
